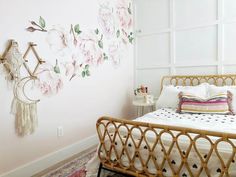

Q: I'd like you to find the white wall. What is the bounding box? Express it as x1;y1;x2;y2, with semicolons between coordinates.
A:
0;0;134;175
135;0;236;96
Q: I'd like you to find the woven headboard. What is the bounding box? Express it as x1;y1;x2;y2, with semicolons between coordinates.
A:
161;74;236;92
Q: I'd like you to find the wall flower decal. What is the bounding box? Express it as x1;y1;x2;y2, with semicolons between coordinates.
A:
116;0;132;31
36;63;63;96
108;41;121;65
46;26;74;58
75;32;104;66
26;0;133;96
64;60;81;81
98;4;115;39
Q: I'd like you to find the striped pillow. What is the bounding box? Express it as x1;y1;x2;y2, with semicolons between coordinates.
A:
177;91;234;115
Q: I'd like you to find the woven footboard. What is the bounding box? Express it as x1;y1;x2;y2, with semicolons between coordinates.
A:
96;117;236;177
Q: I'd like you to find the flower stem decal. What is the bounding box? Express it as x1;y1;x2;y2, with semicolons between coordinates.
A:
26;16;47;32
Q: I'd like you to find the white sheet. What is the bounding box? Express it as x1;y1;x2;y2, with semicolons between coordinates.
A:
136;108;236;134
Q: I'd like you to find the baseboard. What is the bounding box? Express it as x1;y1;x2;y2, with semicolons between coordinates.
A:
0;134;98;177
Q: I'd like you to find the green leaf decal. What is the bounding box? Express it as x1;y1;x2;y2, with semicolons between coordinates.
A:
54;66;60;73
98;40;103;49
116;30;120;38
85;64;89;70
86;70;90;76
129;37;134;44
104;56;108;60
128;3;132;14
53;59;60;73
74;24;82;34
95;28;99;35
103;53;108;60
82;71;86;78
39;16;46;28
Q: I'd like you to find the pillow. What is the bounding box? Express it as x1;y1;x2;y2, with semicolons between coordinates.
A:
156;85;180;109
177;91;233;115
208;85;236;114
156;83;208;109
177;83;209;98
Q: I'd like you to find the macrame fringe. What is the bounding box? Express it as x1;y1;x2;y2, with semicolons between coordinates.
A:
11;98;38;136
4;42;24;82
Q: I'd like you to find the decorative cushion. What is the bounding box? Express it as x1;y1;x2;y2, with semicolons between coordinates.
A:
156;83;208;109
208;85;236;114
177;91;234;115
156;85;180;109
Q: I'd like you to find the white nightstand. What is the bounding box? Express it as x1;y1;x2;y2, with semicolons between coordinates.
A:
132;98;156;117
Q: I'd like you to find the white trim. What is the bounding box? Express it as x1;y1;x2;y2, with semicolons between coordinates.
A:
0;134;98;177
217;0;224;74
175;22;218;32
136;29;171;38
170;0;176;75
136;62;219;70
133;0;138;88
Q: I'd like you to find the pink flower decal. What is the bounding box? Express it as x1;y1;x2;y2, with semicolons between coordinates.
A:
39;82;52;96
116;0;132;31
98;4;115;38
108;42;121;65
36;63;63;96
75;32;104;66
64;60;81;81
46;26;73;58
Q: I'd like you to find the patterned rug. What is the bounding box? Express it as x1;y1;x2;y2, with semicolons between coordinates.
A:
35;148;128;177
39;150;96;177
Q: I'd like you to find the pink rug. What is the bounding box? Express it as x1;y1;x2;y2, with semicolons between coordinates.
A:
67;167;86;177
41;150;96;177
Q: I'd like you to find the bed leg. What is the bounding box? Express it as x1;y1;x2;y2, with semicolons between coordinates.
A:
97;163;102;177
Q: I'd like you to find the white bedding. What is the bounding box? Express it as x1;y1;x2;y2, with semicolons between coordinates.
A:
87;109;236;177
136;108;236;134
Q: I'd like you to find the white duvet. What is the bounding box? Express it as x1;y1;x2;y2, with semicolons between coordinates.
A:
136;108;236;134
86;109;236;177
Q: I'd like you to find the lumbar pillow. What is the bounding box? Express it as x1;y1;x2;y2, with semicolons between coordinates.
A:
156;83;209;109
177;91;233;115
208;85;236;114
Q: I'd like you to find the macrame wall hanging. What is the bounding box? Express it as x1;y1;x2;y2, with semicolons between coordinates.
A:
0;40;44;136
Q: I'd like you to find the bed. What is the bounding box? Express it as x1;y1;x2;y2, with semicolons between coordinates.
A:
96;74;236;177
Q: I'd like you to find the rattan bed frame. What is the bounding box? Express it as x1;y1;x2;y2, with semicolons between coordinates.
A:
96;74;236;177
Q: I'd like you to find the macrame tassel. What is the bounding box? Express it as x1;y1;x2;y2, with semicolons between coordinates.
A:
11;98;38;136
4;42;24;82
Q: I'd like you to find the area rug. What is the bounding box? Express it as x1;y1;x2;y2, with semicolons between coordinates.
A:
39;149;97;177
34;147;129;177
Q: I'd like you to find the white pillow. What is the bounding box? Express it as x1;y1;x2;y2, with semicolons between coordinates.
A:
208;85;236;113
178;83;209;98
156;83;208;109
156;85;180;109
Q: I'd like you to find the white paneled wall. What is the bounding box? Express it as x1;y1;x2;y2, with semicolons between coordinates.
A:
134;0;236;96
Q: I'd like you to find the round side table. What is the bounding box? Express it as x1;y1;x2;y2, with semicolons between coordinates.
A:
132;99;156;117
